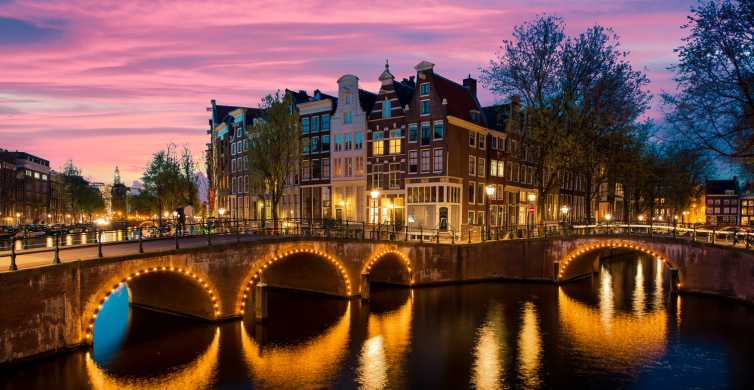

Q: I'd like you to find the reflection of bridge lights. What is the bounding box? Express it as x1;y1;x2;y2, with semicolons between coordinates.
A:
238;248;353;314
85;268;221;341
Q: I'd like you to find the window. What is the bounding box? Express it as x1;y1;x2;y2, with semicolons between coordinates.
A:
468;181;476;204
479;134;486;149
421;100;430;116
231;142;236;156
389;163;400;188
433;148;443;172
468;211;475;224
491;159;498;177
420;82;430;96
408;123;418;142
333;158;342;177
345;158;353;176
433;121;444;140
356;156;364;176
344;112;352;124
311;136;319;154
321;135;330;152
478;158;485;178
389;129;401;154
421;122;431;145
303;137;310;154
355;132;364;149
421;149;431;173
334;134;343;151
491;137;497;150
345;94;352;105
312;116;320;133
409;151;418;173
322;114;330;130
370;163;383;189
469;132;476;147
372;131;384;155
312;159;320;179
382;99;391;119
322;159;330;178
477;183;484;205
302;160;311;180
469;156;476;176
302;118;310;134
344;133;353;150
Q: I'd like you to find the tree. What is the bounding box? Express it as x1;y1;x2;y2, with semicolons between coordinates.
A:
246;91;301;227
663;0;754;161
60;160;105;222
480;15;573;222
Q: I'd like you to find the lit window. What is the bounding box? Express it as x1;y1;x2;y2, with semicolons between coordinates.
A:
469;156;476;176
389;129;401;154
372;131;384;155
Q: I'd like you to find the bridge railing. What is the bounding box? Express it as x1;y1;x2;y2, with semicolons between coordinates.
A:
1;218;753;271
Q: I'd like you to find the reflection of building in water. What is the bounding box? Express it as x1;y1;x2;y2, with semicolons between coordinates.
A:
357;294;413;390
472;302;507;390
241;303;351;389
654;258;665;310
86;327;220;390
558;271;667;369
517;302;542;390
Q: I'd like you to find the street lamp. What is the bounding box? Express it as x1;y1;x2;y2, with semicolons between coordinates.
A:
485;185;495;239
560;205;570;223
638;215;645;222
218;208;226;218
526;193;536;227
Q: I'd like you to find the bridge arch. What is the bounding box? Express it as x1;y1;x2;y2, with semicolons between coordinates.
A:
83;266;221;343
237;248;353;315
557;239;676;282
361;250;413;287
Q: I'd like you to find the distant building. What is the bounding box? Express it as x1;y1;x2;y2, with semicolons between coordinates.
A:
705;178;739;226
0;150;52;224
111;167;128;219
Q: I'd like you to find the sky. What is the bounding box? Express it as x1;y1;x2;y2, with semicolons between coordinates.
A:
0;0;697;184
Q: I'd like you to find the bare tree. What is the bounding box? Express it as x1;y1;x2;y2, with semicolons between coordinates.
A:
663;0;754;161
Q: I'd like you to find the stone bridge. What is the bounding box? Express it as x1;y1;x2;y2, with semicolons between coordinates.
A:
1;234;753;365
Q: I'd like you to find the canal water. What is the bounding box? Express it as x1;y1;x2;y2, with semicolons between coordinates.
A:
2;255;753;389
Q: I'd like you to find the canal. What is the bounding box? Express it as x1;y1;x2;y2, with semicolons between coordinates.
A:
1;255;753;389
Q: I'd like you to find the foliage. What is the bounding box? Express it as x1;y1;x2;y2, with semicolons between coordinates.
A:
663;0;754;163
246;91;301;225
141;144;198;221
61;160;105;221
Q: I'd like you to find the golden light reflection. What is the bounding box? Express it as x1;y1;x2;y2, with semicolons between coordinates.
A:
599;266;615;331
654;259;664;310
472;303;507;390
85;327;220;390
558;287;667;368
517;302;542;389
632;260;646;317
240;303;351;388
357;294;413;390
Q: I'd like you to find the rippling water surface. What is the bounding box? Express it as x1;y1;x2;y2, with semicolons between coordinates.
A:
2;255;753;389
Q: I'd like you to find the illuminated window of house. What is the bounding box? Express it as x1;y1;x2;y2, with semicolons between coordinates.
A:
372;131;385;155
389;129;401;154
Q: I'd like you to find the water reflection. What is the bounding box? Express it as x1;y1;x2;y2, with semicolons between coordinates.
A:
558;257;668;370
357;289;413;390
240;299;350;389
471;303;507;390
86;328;220;390
92;284;130;364
517;302;542;389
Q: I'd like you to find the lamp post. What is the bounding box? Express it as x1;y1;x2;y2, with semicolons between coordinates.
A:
526;193;537;231
218;208;226;235
560;205;570;224
604;213;612;233
485;185;495;240
15;212;20;227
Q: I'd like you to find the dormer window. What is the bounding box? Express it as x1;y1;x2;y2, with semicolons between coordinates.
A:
420;82;430;96
345;94;352;105
470;111;480;123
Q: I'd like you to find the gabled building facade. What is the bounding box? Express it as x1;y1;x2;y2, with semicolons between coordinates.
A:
330;75;376;222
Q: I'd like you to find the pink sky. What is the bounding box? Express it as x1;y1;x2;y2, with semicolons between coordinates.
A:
0;0;695;184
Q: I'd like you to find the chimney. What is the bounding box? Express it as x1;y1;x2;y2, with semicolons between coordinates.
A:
463;74;477;98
